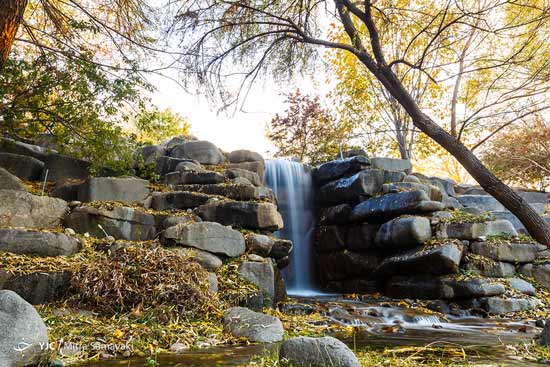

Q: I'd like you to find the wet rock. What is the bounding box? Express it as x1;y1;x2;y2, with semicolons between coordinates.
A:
470;240;538;263
280;336;360;367
318;169;384;206
375;216;431;249
0;190;68;229
151;191;211;210
42;153;90;181
438;220;517;240
375;242;463;277
520;263;550;289
327;279;381;294
465;297;538;315
0;290;48;366
176;183;260;201
0;229;81;257
347;223;379;251
0;271;71;305
270;239;293;259
319;251;381;282
370;157;412;173
223;307;283;342
170;141;225;165
463;257;516;278
162;222;245;257
0;167;26;191
165;171;225;185
227;150;264;164
0;152;44;180
65;205;156;241
319;204;352;225
315;225;346;253
78;177;150;204
170;247;223;271
385;276;452;299
508;278;536;296
279;303;315;316
350;191;444;222
195;201;283;230
314;156;370;185
457;195;506;211
238;261;276;306
225;168;262;186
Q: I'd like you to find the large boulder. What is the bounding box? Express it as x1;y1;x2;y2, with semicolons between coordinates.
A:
170;141;225;165
177;183;261;201
346;223;379;251
0;271;71;305
315;225;347;253
228;161;265;182
0;190;68;229
463;256;516;277
65;205;156;241
42;153;90;181
280;336;360;367
162;222;245;257
314;156;370;185
0;290;48;366
382;182;443;202
169;247;223;271
0;137;53;160
319;251;381;282
0;229;81;257
456;195;506;211
520;263;550;289
319;204;352;225
470;241;538;263
370;157;412;173
350;190;444;222
223;307;283;342
165;171;225;186
375;216;431;249
0;167;26;191
375;242;463;277
317;169;384;206
77;177;150;204
238;261;277;306
151;191;211;211
227;150;264;164
437;220;517;240
155;156;200;176
195;201;283;230
225;168;262;187
0;152;44;181
464;296;537;315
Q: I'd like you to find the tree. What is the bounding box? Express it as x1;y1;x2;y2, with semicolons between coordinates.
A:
267;90;351;164
0;0;27;69
134;107;191;145
173;0;550;246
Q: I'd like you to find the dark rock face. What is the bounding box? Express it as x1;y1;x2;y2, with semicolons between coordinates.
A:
318;251;381;282
0;167;26;191
470;241;538;263
270;239;293;259
0;290;49;366
315;225;347;253
319;204;352;225
170;141;225;165
151;191;211;210
176;183;260;201
464;297;537;314
540;319;550;346
0;229;81;257
77;177;150;204
165;171;225;185
65;205;156;241
51;179;83;201
350;190;443;222
225;168;262;186
42;153;91;181
195;201;283;230
346;223;379;251
375;216;432;249
162;221;245;257
223;307;283;343
280;336;361;367
0;152;44;180
0;271;71;305
155;156;199;176
317;169;384;206
314;156;370;185
0;190;68;229
375;242;463;277
227;161;265;181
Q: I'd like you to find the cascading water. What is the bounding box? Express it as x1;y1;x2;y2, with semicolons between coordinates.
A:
265;159;317;295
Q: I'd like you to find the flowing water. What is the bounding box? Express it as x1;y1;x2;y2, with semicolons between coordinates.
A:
264;159;317;295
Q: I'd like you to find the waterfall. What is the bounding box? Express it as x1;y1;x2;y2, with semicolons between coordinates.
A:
265;159;317;295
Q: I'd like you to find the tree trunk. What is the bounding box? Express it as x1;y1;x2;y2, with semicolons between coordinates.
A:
0;0;28;70
366;62;550;247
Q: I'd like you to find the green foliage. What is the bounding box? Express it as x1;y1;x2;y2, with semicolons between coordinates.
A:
134;107;191;145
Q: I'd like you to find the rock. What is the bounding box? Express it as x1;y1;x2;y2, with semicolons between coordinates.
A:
518;191;548;204
508;278;536;296
0;152;44;180
463;257;516;277
247;254;266;262
51;179;83;201
347;223;379;251
457;195;506;211
315;225;346;253
0;271;71;305
385;276;452;299
375;216;431;249
370;157;412;173
42;153;90;181
465;297;538;315
319;204;352;225
470;241;538;263
77;177;150;204
520;263;550;289
151;191;211;210
314;156;370;185
170;141;225;165
223;307;283;342
382;182;443;202
0;167;27;191
341;149;367;158
225;168;262;187
162;222;245;257
246;234;274;257
319;251;381;282
175;161;203;173
195;201;283;230
138;145;167;166
270;239;293;259
156;156;199;176
162;215;198;229
443;278;505;298
238;261;276;306
350;191;444;222
0;190;68;229
317;169;384;206
169;343;187;353
438;220;517;240
428;176;457;197
176;183;260;201
403;175;421;183
207;272;218;293
163;136;192;150
491;209;545;234
0;229;81;257
375;242;463;277
227;150;264;163
227;161;265;182
0;137;54;160
170;247;223;271
65;205;156;241
383;170;406;183
327;278;381;294
165;171;225;185
280;336;360;367
540;320;550;346
0;290;48;366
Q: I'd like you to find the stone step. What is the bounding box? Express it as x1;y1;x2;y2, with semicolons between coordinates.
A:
0;190;68;229
195;200;283;231
0;229;82;257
